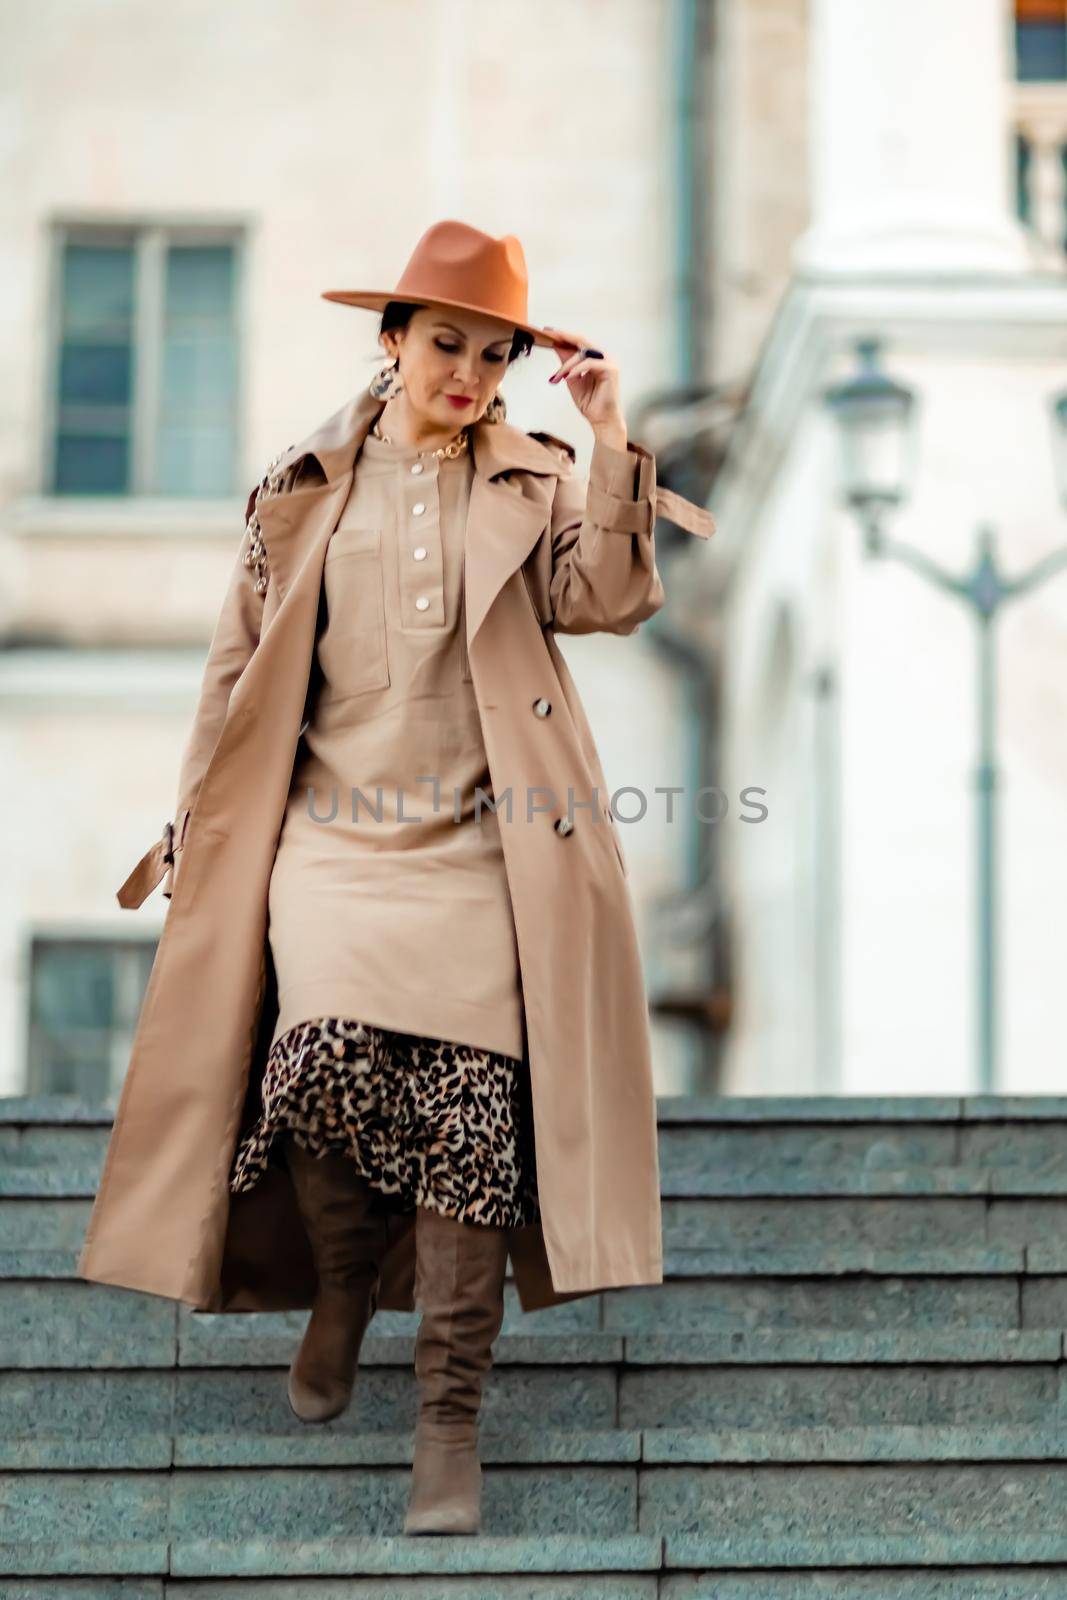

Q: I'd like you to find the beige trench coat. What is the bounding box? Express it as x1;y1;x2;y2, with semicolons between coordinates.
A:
77;385;715;1315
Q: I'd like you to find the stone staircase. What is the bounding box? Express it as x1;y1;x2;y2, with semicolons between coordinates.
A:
4;1092;1067;1595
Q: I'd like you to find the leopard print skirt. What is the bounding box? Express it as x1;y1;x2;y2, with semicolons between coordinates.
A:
228;1016;540;1229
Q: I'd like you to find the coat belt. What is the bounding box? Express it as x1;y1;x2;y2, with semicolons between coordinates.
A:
116;808;190;909
653;484;716;540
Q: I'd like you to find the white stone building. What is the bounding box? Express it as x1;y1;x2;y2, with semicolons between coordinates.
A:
704;0;1067;1095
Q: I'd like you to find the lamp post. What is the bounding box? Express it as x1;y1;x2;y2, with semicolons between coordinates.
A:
824;339;1067;1094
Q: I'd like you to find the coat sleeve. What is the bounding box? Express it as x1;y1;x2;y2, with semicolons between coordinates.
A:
165;509;267;889
115;484;267;909
547;437;666;637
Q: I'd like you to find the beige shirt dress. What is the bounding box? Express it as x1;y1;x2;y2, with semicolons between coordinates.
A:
229;426;538;1227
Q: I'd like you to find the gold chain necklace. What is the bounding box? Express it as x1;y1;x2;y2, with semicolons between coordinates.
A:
371;420;470;460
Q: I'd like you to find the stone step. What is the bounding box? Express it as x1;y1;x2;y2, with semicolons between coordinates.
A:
659;1127;1067;1195
14;1421;1067;1472
623;1328;1065;1363
660;1576;1067;1598
6;1343;1067;1447
6;1575;1066;1600
0;1584;648;1600
644;1460;1067;1555
13;1094;1067;1589
17;1191;1067;1255
5;1465;640;1559
10;1092;1067;1126
655;1096;1067;1122
661;1528;1067;1569
16;1164;1062;1198
8;1273;1067;1367
5;1297;1061;1366
643;1424;1067;1462
9;1094;1067;1200
10;1568;1067;1599
0;1237;1037;1280
0;1579;661;1600
0;1531;661;1583
12;1459;1067;1562
3;1426;641;1471
7;1556;1067;1596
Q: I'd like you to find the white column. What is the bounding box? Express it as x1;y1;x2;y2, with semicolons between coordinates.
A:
796;0;1031;273
1015;93;1067;265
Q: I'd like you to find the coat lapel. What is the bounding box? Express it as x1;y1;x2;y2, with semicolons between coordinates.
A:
463;457;555;651
254;388;567;641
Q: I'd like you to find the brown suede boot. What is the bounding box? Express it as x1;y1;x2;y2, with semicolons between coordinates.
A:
285;1133;391;1424
402;1203;510;1535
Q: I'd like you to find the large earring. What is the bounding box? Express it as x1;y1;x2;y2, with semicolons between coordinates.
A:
483;391;507;423
369;358;404;401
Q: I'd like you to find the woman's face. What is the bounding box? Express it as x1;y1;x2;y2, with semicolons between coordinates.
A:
383;307;515;427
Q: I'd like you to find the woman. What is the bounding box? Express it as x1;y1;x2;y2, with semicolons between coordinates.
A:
77;219;715;1539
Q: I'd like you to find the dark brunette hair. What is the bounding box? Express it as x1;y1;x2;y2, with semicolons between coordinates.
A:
379;300;534;364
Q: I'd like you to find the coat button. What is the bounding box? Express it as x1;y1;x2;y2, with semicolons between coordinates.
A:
532;697;552;717
410;461;424;474
413;546;428;560
412;501;426;516
554;817;574;837
415;596;430;611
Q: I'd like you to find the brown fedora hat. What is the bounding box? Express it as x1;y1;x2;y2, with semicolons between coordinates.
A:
321;219;558;349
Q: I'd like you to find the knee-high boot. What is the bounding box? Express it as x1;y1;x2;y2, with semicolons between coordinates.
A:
402;1203;511;1535
284;1132;391;1423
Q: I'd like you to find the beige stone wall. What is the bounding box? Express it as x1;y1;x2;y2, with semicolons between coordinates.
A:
710;0;810;384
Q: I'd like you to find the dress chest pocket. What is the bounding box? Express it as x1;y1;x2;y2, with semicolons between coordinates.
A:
319;525;390;700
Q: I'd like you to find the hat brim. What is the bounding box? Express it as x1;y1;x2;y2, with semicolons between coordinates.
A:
321;289;561;350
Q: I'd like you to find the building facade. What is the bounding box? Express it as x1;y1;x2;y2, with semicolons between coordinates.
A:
5;0;1064;1103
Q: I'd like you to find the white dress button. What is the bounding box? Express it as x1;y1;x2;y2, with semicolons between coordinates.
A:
415;596;430;611
413;546;427;560
533;698;552;717
410;461;424;474
412;501;426;516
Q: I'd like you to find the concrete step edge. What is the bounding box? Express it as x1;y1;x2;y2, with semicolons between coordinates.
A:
12;1423;1067;1472
0;1533;664;1580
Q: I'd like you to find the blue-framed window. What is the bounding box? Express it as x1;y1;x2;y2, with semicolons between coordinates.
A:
1016;0;1067;81
49;224;242;496
27;935;158;1102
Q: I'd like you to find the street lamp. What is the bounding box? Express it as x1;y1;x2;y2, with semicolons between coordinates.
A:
1051;389;1067;510
824;337;920;549
824;339;1067;1094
